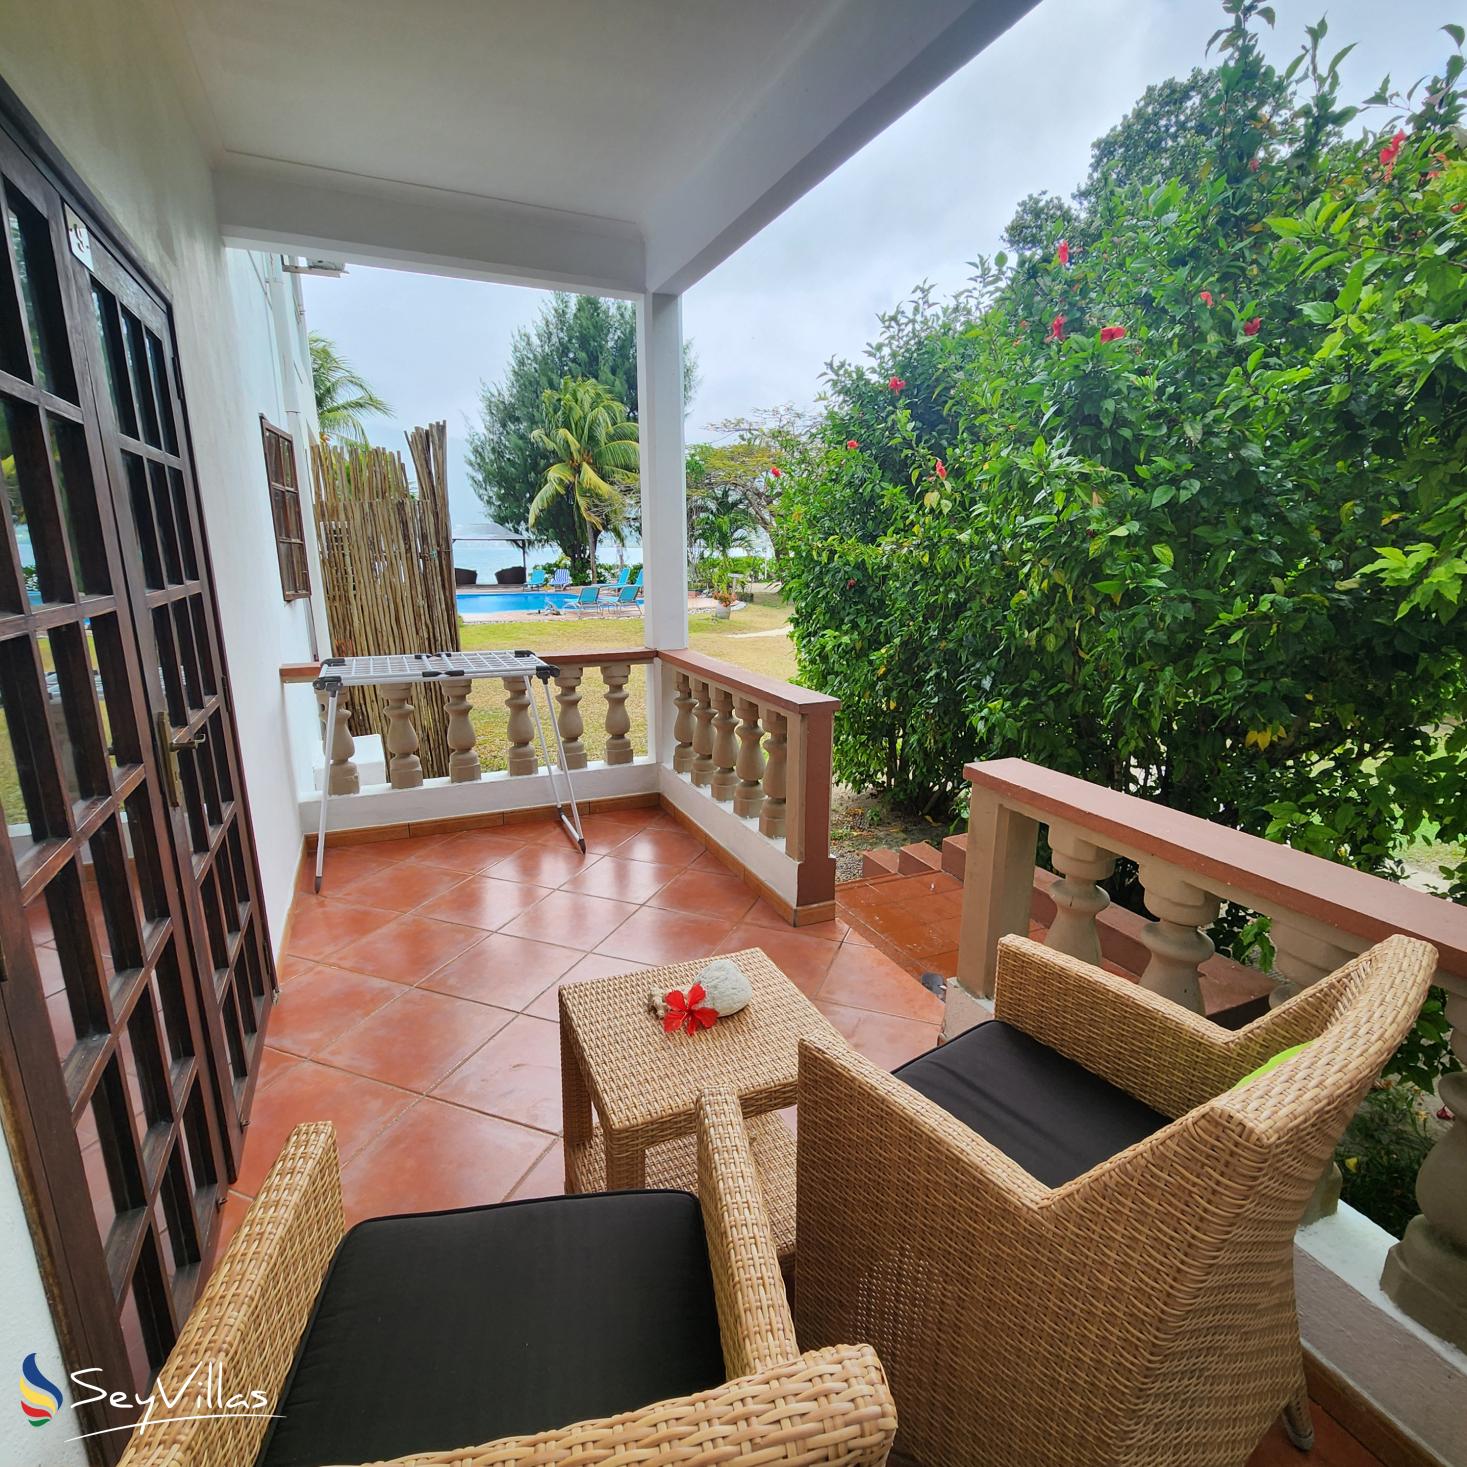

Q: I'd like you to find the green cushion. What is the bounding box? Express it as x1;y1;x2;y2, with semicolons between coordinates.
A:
1233;1042;1312;1089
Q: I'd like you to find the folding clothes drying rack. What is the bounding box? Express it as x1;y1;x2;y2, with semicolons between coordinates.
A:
311;650;585;892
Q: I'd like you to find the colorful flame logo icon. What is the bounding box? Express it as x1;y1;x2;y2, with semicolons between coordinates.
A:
20;1353;61;1428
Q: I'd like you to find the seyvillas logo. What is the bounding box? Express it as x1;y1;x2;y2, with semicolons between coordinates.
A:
20;1354;62;1428
68;1361;275;1444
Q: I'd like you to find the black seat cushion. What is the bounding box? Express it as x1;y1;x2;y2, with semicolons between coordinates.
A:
256;1190;727;1467
894;1020;1170;1187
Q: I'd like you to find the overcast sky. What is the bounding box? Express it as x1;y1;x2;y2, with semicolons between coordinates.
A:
300;0;1459;523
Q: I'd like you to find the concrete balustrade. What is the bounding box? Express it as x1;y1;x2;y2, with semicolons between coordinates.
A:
286;644;840;925
552;667;586;770
383;682;423;789
671;670;695;774
443;678;479;783
758;707;787;840
656;648;837;922
951;756;1467;1361
315;686;359;795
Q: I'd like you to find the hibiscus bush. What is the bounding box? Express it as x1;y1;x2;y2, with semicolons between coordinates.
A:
779;4;1467;907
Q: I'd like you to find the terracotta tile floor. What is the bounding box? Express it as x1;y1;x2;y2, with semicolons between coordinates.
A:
215;805;1379;1467
220;803;943;1256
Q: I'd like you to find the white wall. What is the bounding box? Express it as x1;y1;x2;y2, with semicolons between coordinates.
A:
0;1127;85;1467
0;5;321;1452
0;1;320;952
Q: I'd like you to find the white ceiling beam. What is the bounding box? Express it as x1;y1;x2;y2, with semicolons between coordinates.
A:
643;0;1039;295
214;160;645;297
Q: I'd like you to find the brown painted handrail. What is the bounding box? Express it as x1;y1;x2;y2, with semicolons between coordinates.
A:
968;758;1467;978
659;648;839;716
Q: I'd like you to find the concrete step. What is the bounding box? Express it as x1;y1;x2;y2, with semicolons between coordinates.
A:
897;841;943;874
861;847;901;878
941;833;967;882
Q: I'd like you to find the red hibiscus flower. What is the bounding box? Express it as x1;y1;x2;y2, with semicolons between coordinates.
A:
1243;316;1262;337
1379;130;1407;181
1056;239;1070;266
934;458;948;480
846;438;859;450
888;376;906;393
1045;314;1066;342
1099;325;1126;343
662;983;717;1035
769;465;782;478
1199;290;1213;306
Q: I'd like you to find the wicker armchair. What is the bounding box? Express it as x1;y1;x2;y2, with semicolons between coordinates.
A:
119;1095;895;1467
794;933;1435;1467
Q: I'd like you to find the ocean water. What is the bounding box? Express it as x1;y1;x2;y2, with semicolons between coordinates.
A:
451;536;643;583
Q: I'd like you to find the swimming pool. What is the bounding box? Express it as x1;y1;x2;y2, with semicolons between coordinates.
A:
456;591;577;617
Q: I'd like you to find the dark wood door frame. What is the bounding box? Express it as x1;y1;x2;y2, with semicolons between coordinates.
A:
0;73;278;1462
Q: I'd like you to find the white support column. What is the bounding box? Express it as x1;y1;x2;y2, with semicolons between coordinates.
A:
636;291;688;652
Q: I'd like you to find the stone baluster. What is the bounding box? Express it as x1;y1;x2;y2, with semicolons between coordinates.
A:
382;683;423;789
691;679;716;787
553;666;587;769
671;671;696;774
443;678;480;783
1044;821;1116;967
603;663;633;765
709;686;738;802
732;696;765;818
759;707;787;839
1268;918;1357;1008
1136;862;1220;1012
504;675;538;776
1383;986;1467;1351
316;688;358;795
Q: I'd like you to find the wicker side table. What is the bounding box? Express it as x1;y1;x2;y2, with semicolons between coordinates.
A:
558;947;841;1263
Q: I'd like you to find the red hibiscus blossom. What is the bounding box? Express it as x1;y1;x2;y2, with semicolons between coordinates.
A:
662;983;717;1035
846;438;859;450
768;465;782;478
888;376;906;393
934;459;948;480
1099;325;1126;343
1379;130;1407;181
1045;314;1066;342
1056;239;1070;266
1243;316;1262;337
1199;290;1213;306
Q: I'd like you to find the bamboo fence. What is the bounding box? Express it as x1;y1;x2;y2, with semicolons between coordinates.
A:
309;423;458;778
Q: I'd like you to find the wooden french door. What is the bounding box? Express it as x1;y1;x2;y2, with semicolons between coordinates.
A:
0;103;274;1455
84;227;276;1169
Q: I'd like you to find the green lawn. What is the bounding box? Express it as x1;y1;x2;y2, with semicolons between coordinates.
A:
0;599;798;825
458;596;795;768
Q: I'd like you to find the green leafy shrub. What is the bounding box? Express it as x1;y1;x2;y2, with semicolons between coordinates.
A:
779;4;1467;890
1336;1082;1441;1239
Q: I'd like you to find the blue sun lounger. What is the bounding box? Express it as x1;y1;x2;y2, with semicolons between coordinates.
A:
570;585;605;616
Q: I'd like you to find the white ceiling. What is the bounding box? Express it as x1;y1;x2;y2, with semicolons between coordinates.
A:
177;0;836;221
164;0;1037;293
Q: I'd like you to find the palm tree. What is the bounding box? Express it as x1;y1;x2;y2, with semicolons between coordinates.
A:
309;332;391;443
529;377;639;579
